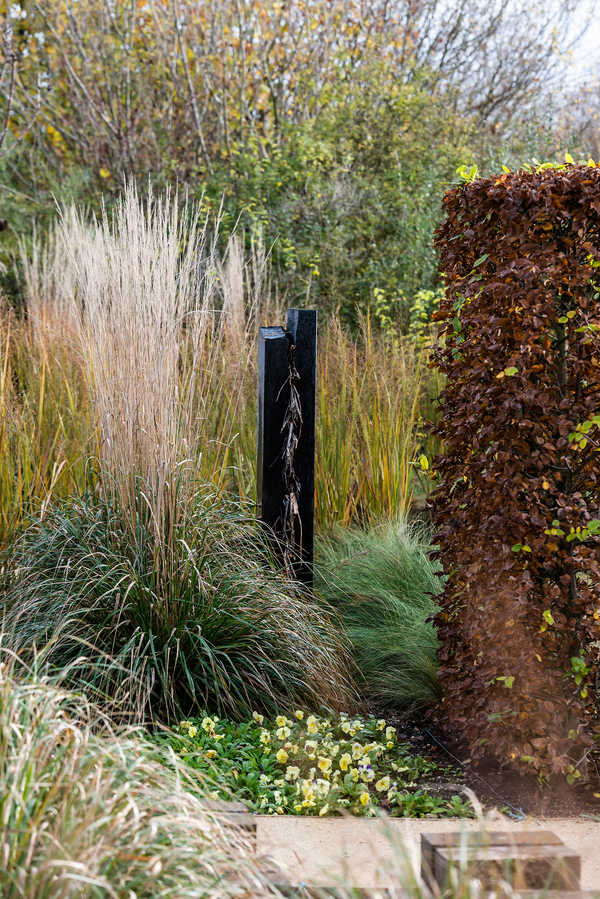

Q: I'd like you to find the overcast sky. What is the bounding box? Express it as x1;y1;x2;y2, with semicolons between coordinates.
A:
568;10;600;79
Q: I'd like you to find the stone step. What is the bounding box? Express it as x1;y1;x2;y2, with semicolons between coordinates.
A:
422;830;581;891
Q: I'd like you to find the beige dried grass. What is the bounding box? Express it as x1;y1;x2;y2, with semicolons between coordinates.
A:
20;187;272;574
0;655;281;897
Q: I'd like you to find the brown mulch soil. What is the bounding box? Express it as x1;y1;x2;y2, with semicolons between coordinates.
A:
385;709;600;820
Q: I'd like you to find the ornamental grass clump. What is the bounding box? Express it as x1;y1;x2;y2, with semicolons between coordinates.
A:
314;521;443;711
432;162;600;777
0;490;350;723
0;663;279;897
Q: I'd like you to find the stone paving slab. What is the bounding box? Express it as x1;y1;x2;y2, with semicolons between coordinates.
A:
256;815;600;893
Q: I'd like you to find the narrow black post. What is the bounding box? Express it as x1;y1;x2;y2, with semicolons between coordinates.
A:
257;310;317;587
286;308;317;584
257;326;289;549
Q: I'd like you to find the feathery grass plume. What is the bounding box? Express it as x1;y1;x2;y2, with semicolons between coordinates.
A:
0;657;284;897
21;188;262;547
314;520;443;711
1;490;352;722
14;189;440;537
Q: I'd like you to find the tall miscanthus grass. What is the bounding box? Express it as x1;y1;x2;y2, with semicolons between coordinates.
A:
20;188;269;580
25;193;207;573
0;658;283;897
8;188;351;721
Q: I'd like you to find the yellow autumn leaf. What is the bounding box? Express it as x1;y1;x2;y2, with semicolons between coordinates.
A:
564;152;574;164
99;168;111;179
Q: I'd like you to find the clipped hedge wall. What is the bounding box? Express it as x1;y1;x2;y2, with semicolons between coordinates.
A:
431;165;600;777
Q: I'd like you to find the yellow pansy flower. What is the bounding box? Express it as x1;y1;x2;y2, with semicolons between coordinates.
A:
319;804;329;816
276;715;287;727
187;725;198;738
294;710;304;720
359;792;370;806
276;748;289;764
375;776;390;792
252;711;264;725
306;715;319;734
317;757;332;774
339;752;352;771
376;719;386;731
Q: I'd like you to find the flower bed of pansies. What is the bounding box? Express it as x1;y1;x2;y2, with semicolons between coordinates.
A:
162;710;474;818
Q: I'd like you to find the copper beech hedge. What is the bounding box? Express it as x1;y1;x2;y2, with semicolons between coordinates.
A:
431;165;600;777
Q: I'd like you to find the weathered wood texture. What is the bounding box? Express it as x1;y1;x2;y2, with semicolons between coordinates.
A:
421;830;581;891
285;308;316;583
257;309;316;585
257;325;289;545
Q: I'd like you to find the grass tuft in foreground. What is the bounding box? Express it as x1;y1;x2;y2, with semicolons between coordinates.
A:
314;520;443;712
0;489;352;723
0;663;280;898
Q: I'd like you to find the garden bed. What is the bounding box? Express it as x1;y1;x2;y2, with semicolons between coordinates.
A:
162;707;600;821
160;709;473;819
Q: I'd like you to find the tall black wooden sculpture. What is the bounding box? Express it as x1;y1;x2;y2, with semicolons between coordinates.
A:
257;309;316;585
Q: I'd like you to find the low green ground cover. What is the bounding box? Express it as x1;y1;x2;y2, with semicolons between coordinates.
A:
161;710;473;819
